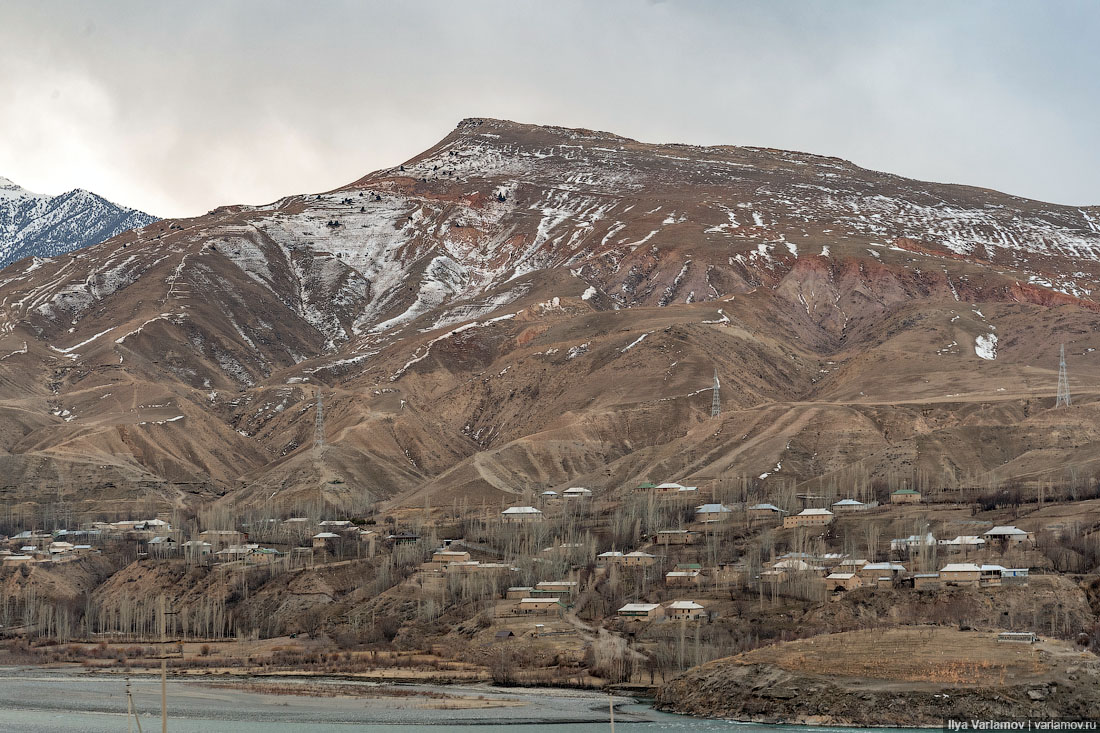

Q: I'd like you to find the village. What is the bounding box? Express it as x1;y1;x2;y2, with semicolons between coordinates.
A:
3;472;1095;677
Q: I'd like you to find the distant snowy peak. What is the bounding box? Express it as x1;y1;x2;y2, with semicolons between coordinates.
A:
0;176;157;268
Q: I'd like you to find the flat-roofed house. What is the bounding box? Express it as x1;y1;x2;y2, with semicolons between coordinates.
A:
666;600;706;620
782;508;834;529
890;489;922;504
695;504;732;523
501;506;544;523
617;603;664;620
748;503;787;522
940;562;981;586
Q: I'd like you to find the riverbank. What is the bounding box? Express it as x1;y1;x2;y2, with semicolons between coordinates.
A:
0;666;723;732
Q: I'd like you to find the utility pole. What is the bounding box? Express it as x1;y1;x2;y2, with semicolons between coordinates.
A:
711;369;721;418
1056;344;1071;407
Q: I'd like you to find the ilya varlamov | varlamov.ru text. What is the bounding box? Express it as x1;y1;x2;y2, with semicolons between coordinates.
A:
945;721;1098;731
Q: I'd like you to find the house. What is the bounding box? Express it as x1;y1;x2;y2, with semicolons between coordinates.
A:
48;541;74;555
388;532;420;545
597;550;657;568
655;482;698;495
494;630;515;640
617;603;664;620
431;549;472;565
939;535;985;553
782;508;834;529
748;503;787;522
825;572;862;591
312;532;340;550
534;581;577;598
890;489;922;504
319;520;353;530
506;586;534;600
1001;568;1029;585
980;564;1007;586
654;529;700;546
562;487;593;499
891;532;936;552
939;562;981;586
181;540;212;560
501;506;544;523
540;491;558;501
623;551;657;567
983;526;1034;546
857;562;906;582
912;573;941;589
836;558;869;572
513;598;562;615
831;499;869;513
666;600;706;620
665;569;702;588
695;503;733;523
148;536;178;556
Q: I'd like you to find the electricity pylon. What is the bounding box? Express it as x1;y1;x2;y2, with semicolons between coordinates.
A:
1056;344;1071;407
711;369;721;418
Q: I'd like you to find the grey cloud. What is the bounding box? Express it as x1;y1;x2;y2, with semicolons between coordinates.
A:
0;0;1096;217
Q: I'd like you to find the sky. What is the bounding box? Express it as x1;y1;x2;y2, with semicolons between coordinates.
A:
0;0;1097;218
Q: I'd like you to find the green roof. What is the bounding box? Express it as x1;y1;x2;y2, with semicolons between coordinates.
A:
676;563;703;570
636;482;657;489
892;489;920;495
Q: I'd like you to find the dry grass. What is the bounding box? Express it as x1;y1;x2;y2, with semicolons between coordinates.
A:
740;627;1052;685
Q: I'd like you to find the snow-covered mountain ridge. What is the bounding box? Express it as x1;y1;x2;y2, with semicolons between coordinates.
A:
0;175;157;267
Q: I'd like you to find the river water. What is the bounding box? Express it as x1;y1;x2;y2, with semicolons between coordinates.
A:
0;667;928;732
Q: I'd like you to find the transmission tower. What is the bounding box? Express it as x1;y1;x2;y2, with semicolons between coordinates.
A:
314;389;325;452
711;369;721;418
1056;344;1071;407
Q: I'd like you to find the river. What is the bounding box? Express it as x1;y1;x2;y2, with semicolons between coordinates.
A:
0;667;929;731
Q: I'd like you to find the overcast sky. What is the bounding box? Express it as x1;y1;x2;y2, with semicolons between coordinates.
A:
1;1;1097;218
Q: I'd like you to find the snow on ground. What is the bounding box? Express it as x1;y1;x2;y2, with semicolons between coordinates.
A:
975;333;998;360
581;286;597;300
621;332;651;352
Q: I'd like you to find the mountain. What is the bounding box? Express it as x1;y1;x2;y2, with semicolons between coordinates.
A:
0;118;1099;517
0;176;157;268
